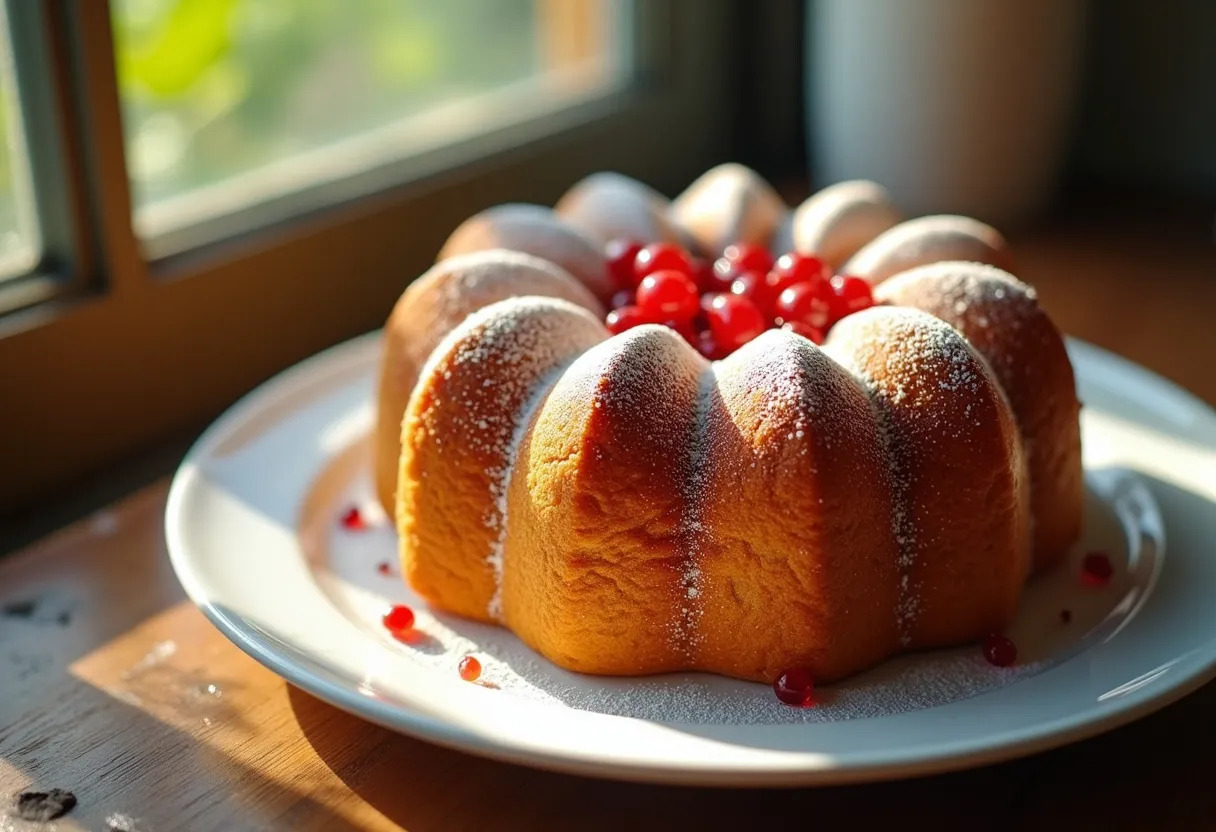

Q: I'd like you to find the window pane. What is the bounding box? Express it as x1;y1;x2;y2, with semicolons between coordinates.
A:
0;2;40;279
112;0;628;245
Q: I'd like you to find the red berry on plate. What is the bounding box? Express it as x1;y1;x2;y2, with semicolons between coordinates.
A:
704;293;766;352
637;270;700;320
1081;552;1114;587
458;655;482;682
773;280;834;329
722;242;774;276
829;274;874;321
982;633;1017;667
773;667;815;706
382;604;415;634
781;320;825;345
340;506;367;531
634;243;693;282
609;289;635;310
605;239;643;290
605;305;648;334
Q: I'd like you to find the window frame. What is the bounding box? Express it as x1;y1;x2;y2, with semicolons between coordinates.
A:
0;0;739;512
0;0;93;314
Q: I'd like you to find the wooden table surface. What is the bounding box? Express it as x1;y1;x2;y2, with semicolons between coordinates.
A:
2;201;1215;831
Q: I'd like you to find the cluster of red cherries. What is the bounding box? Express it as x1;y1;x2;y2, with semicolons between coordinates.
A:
603;239;875;359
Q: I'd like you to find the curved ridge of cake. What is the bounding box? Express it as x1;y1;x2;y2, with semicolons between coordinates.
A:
376;166;1082;685
398;300;1033;683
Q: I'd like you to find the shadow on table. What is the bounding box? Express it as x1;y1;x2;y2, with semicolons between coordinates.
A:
289;471;1216;831
290;666;1215;831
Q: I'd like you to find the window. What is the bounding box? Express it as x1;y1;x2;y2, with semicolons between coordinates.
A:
0;0;735;512
113;0;628;254
0;3;37;280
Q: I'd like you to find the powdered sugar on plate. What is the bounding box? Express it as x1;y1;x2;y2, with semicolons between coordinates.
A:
306;451;1153;726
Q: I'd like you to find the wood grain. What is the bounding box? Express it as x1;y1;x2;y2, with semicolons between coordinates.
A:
1;206;1214;830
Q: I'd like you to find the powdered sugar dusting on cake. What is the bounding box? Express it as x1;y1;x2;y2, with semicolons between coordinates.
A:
485;360;577;619
674;362;719;657
876;261;1043;381
558;325;710;656
825;308;986;642
408;295;606;620
826;306;1016;642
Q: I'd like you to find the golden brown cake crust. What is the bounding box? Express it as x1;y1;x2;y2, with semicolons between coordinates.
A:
398;297;607;621
438;204;615;302
876;262;1083;569
374;250;602;515
826;307;1030;648
554;172;683;247
845;215;1014;285
502;326;706;674
693;331;900;682
381;169;1085;686
790;180;902;269
670;163;787;256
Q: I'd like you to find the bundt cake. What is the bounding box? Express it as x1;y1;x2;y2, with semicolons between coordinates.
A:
376;165;1082;685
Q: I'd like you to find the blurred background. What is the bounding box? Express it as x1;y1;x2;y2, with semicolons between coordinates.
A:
0;0;1212;534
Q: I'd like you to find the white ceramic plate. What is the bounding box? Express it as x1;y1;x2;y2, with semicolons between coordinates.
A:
166;334;1216;786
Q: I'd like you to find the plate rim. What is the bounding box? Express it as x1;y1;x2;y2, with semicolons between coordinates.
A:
165;331;1216;787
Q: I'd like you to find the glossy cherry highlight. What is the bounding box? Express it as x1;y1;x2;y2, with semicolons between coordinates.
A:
600;240;877;356
636;270;700;320
634;243;694;282
382;604;415;634
773;667;815;706
982;633;1017;667
606;305;649;334
605;239;643;290
458;655;482;682
704;293;766;352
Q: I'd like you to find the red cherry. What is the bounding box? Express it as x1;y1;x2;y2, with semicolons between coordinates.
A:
722;242;774;276
610;289;635;310
1081;552;1114;587
705;258;741;294
773;667;815;706
771;252;830;289
605;305;648;334
982;633;1017;667
773;281;834;329
728;271;766;305
704;293;766;352
759;257;830;317
636;270;699;320
382;604;415;634
605;239;643;290
458;655;482;682
690;258;718;294
697;330;729;360
781;321;825;344
634;243;693;283
340;506;367;531
829;274;874;321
